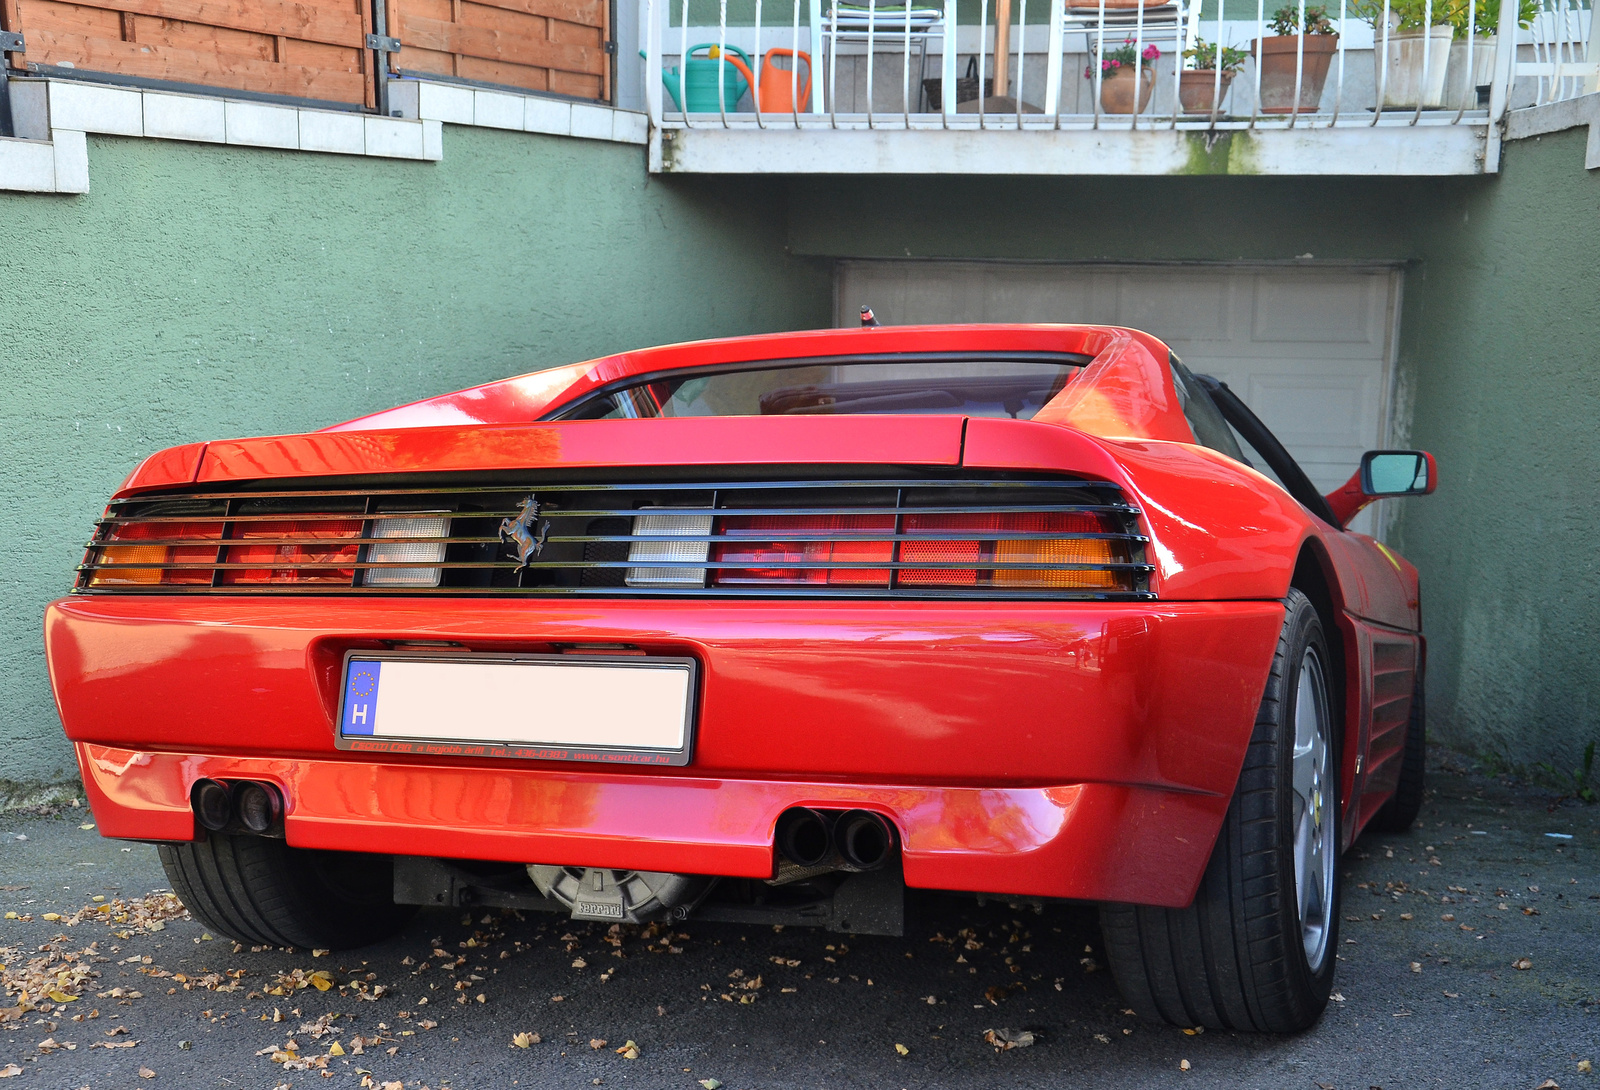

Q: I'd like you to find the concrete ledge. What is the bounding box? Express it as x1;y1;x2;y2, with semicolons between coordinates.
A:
658;120;1490;175
1504;92;1600;169
387;78;649;146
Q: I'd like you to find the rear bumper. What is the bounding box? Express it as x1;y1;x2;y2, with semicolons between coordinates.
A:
48;596;1285;908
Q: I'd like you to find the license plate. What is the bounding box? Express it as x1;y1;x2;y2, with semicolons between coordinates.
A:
335;652;697;766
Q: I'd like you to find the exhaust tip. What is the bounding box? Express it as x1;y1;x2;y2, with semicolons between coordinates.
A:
775;808;834;869
234;781;282;834
837;810;896;871
192;779;232;832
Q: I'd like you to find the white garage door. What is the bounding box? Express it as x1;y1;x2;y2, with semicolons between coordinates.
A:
835;261;1403;531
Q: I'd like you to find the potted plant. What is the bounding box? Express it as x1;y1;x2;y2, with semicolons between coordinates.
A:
1252;4;1339;113
1354;0;1453;108
1441;0;1536;109
1086;38;1162;114
1180;38;1249;115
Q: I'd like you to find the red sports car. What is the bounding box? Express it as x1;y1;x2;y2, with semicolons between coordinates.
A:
45;323;1435;1033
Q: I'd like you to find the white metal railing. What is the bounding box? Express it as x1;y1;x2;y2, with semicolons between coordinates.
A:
641;0;1573;133
1518;0;1598;103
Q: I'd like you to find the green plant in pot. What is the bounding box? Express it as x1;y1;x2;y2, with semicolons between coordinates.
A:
1436;0;1537;109
1353;0;1456;108
1085;38;1162;114
1180;38;1249;115
1252;4;1340;114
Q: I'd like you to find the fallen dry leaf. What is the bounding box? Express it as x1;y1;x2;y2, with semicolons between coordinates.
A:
698;1081;722;1090
138;1066;156;1079
1513;958;1534;971
512;1032;538;1048
1180;1059;1192;1071
0;1066;19;1079
589;1038;607;1050
1410;962;1422;973
1578;1060;1592;1074
894;1043;909;1056
616;1040;640;1060
1534;1080;1559;1090
983;1028;1035;1050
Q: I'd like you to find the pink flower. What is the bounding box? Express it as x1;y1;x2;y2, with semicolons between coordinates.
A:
1142;43;1160;59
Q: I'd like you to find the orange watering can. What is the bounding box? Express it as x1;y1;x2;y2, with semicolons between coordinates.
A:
722;48;812;113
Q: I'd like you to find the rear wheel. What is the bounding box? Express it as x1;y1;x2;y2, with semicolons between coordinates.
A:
158;834;415;950
1100;588;1340;1032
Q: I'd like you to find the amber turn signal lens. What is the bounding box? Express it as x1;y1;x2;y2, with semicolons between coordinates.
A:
88;520;222;587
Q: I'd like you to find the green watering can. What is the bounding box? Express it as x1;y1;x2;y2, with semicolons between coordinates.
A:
656;43;753;111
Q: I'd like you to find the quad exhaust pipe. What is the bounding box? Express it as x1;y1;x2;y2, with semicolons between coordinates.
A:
773;806;897;879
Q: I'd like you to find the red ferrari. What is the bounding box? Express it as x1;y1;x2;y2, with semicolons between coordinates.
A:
45;323;1436;1033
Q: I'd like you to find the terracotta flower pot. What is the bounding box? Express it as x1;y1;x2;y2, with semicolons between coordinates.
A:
1179;69;1235;114
1098;66;1155;114
1251;34;1338;113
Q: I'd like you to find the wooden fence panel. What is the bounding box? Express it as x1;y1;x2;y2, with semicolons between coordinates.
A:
1;0;374;106
389;0;607;100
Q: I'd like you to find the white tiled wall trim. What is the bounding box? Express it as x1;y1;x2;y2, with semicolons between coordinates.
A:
0;75;645;194
386;79;648;146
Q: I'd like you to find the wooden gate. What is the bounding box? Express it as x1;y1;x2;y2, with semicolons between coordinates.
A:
1;0;376;106
386;0;607;100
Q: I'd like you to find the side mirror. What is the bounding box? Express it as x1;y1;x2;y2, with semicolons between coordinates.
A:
1324;450;1437;528
1360;450;1437;497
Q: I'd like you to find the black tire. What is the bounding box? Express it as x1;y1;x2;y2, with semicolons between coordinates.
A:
1369;668;1426;832
158;833;415;950
1100;588;1340;1033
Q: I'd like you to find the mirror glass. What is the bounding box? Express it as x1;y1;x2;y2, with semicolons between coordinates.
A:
1363;451;1429;496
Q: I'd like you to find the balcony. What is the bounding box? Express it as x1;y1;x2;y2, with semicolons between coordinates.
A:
638;0;1598;174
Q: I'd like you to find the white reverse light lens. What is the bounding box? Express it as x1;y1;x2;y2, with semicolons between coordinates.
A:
366;514;450;587
626;511;713;588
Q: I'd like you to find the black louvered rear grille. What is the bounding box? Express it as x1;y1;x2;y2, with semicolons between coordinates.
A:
76;476;1154;600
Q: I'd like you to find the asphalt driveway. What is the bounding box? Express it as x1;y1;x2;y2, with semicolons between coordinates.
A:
2;751;1595;1090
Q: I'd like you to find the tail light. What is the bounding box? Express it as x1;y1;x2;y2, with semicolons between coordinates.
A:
713;515;895;586
221;518;362;585
708;510;1125;590
87;520;223;587
902;512;1121;589
364;513;450;587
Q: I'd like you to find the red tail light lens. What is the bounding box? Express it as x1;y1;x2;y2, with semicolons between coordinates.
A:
88;520;223;587
712;515;895;586
221;519;362;585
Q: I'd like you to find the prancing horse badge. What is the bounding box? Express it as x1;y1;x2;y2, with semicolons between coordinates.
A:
499;494;550;569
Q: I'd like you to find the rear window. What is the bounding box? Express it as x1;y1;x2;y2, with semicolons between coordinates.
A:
556;357;1085;421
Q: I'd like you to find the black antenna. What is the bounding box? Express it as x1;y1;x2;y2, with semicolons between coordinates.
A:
859;305;880;328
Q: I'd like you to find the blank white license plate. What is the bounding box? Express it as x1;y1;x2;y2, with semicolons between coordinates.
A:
336;653;697;766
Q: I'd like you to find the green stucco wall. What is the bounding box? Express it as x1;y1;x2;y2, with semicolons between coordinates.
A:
0;127;829;791
782;131;1600;775
1396;129;1600;777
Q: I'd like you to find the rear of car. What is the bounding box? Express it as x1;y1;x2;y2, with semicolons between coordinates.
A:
46;326;1352;1033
